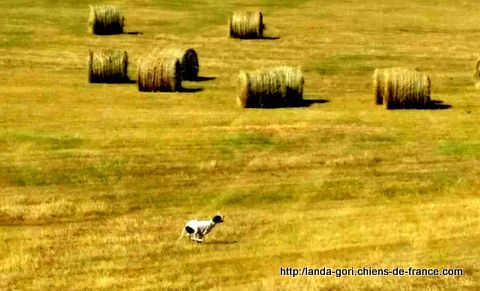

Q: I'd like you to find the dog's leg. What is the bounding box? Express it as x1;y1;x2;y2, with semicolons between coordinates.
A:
191;233;198;242
190;232;203;243
192;237;203;243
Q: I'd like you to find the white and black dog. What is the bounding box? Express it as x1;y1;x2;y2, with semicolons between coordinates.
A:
178;215;224;242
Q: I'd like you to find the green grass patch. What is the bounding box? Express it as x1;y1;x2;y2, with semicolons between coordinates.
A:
216;132;290;159
258;0;310;8
312;54;396;76
7;158;127;187
0;131;83;150
439;142;480;158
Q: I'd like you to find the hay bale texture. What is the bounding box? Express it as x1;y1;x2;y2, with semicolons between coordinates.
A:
88;5;124;35
229;11;264;39
160;48;199;80
374;68;431;109
373;67;411;105
238;66;304;108
88;49;128;83
373;68;387;105
137;53;182;92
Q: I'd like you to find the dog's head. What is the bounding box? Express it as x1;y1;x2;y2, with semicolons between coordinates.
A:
212;215;224;223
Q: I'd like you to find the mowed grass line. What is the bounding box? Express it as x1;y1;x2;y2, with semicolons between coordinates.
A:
1;0;480;289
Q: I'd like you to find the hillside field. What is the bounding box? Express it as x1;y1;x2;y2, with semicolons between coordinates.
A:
1;0;479;289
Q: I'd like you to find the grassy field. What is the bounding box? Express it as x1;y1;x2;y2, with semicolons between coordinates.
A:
1;0;479;289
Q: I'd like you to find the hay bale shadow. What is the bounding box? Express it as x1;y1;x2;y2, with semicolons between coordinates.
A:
387;99;452;110
261;36;280;40
97;78;135;84
236;36;280;40
192;76;216;82
179;87;203;93
426;99;452;110
288;98;329;108
257;98;329;109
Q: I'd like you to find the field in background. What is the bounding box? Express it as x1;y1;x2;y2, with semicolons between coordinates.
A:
1;0;479;289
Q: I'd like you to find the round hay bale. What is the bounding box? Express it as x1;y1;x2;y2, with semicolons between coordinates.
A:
137;54;182;92
373;67;423;106
277;66;304;104
160;48;199;80
88;49;128;83
229;11;263;39
88;5;124;35
238;66;304;108
373;67;404;105
383;68;431;109
238;70;286;108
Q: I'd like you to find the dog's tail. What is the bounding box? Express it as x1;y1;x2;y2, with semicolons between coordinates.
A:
178;228;186;240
